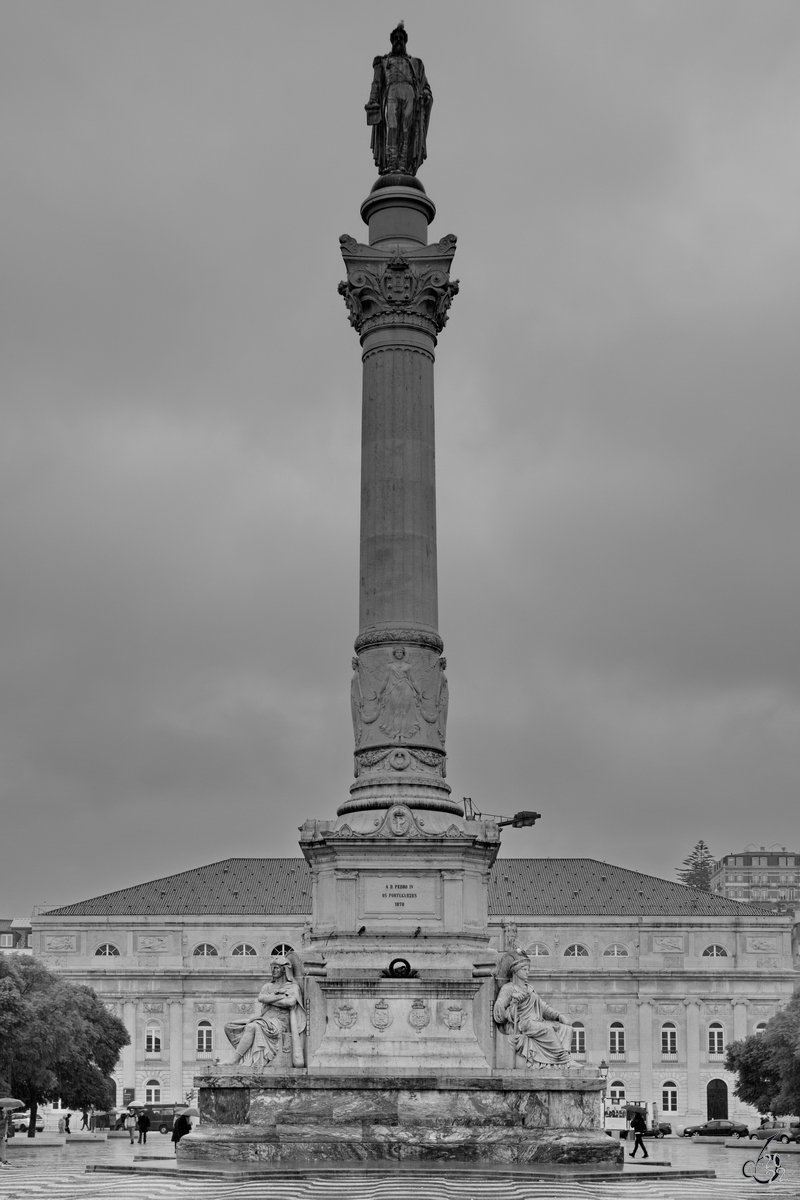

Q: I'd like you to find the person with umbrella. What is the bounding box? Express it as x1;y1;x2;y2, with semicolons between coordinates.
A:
171;1107;198;1152
0;1099;24;1168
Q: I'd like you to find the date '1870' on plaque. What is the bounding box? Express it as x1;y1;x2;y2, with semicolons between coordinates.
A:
362;874;438;916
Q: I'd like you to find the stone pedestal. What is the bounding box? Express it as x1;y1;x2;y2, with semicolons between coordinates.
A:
185;1073;621;1166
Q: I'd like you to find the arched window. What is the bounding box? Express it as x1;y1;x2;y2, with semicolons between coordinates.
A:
196;1020;213;1055
526;943;550;957
570;1022;585;1056
270;942;294;957
661;1081;678;1111
609;1021;625;1058
145;1021;162;1055
193;943;218;956
603;944;629;957
755;1022;767;1035
231;943;257;956
661;1022;677;1058
708;1022;725;1056
609;1081;626;1103
94;943;120;956
145;1078;161;1103
563;944;589;957
702;945;728;957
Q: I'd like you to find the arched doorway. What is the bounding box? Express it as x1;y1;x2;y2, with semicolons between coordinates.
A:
707;1078;728;1120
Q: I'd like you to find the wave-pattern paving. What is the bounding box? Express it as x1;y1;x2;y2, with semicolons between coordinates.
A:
2;1165;800;1200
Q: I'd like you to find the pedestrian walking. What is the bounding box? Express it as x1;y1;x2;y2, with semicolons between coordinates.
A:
125;1108;136;1144
80;1108;89;1130
136;1108;150;1144
628;1109;649;1159
63;1112;71;1135
0;1110;11;1167
171;1111;193;1152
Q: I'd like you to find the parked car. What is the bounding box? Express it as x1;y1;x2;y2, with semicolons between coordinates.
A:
683;1119;749;1139
10;1111;45;1134
748;1122;800;1144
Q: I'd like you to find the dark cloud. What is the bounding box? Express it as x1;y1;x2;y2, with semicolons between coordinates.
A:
1;1;799;913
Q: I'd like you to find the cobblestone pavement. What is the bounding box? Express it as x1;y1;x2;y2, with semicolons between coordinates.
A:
2;1137;800;1200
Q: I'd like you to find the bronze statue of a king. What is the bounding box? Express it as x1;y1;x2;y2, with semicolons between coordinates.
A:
366;21;432;176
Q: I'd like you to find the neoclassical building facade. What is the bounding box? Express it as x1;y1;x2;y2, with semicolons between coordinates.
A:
31;856;798;1125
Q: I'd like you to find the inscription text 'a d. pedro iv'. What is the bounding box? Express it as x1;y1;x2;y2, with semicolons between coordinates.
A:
362;874;439;916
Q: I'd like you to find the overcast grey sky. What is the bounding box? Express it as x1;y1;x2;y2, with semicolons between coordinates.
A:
2;1;799;916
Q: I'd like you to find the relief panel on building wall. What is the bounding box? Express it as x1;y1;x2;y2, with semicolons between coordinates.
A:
653;936;684;953
44;934;77;952
746;937;778;953
137;935;170;954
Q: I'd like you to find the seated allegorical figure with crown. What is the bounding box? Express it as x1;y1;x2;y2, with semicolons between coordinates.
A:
493;953;576;1069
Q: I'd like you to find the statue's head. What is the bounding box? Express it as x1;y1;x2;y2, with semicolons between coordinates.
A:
352;656;359;671
271;956;289;982
510;956;530;982
393;646;406;660
390;22;408;55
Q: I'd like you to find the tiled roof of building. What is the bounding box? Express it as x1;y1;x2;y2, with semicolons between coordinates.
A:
42;857;758;919
487;859;757;917
43;859;312;917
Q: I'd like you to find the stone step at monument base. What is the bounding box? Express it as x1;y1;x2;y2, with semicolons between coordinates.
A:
181;1124;620;1165
191;1071;621;1166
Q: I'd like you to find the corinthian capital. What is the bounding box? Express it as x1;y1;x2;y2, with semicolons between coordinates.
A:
338;233;459;337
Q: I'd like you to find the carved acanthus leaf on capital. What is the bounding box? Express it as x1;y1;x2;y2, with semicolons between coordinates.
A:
338;234;458;335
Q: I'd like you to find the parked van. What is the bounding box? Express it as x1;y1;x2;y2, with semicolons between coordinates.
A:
141;1104;186;1134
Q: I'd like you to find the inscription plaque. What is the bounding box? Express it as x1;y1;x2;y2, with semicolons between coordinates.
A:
361;873;438;916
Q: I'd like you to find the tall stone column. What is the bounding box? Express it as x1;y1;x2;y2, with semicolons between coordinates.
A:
733;999;748;1041
122;999;137;1096
685;999;702;1118
338;182;460;817
168;998;184;1104
637;999;653;1107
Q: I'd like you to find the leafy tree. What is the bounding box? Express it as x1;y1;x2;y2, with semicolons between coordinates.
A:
726;992;800;1118
0;956;128;1137
676;840;715;890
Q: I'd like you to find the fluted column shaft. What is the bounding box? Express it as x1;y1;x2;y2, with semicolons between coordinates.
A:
360;326;437;633
337;196;459;816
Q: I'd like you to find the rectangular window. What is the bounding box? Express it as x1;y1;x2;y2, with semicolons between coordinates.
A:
145;1083;161;1104
661;1028;677;1057
570;1027;585;1055
145;1029;161;1054
708;1028;724;1055
0;934;13;947
197;1025;213;1053
609;1028;625;1055
662;1087;678;1111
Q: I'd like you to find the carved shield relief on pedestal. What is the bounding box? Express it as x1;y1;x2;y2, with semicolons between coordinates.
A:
408;998;430;1032
334;1003;358;1030
371;999;393;1030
